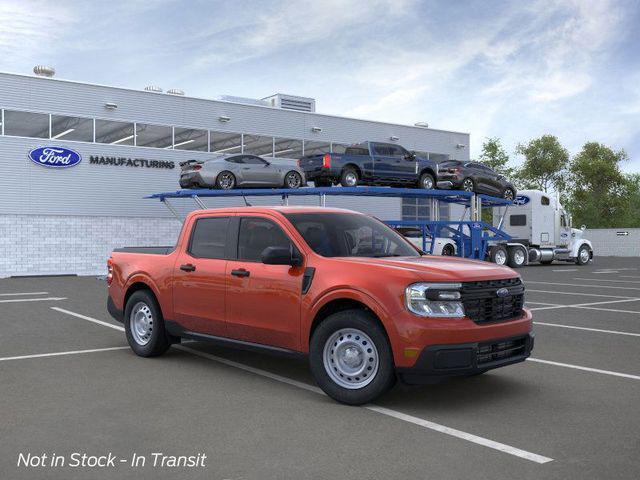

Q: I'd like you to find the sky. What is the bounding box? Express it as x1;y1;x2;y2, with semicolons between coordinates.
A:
1;0;639;172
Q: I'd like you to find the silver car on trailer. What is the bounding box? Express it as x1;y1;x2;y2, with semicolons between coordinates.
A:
179;154;306;189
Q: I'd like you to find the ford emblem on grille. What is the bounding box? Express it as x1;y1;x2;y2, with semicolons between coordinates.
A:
496;287;509;297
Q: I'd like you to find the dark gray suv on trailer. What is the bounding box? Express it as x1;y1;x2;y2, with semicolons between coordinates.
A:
437;160;517;199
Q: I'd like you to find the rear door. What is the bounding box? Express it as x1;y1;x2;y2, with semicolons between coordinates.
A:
172;215;233;336
225;215;304;350
371;143;396;181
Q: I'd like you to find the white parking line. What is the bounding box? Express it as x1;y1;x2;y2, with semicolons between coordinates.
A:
0;297;67;303
573;278;640;284
0;292;49;296
552;269;578;272
526;302;562;306
621;275;640;279
0;346;129;362
51;307;124;331
534;322;640;337
575;305;640;315
180;346;553;464
529;298;640;312
527;358;640;381
51;307;553;464
526;281;640;291
527;289;637;299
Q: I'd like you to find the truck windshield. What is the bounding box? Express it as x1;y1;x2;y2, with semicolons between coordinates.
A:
284;213;421;258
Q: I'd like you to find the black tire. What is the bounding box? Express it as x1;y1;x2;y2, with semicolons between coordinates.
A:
124;290;172;357
507;246;526;268
503;187;516;201
284;171;303;189
441;243;455;256
489;245;508;266
309;309;396;405
314;179;332;187
540;260;554;265
215;171;236;190
462;178;475;192
418;172;435;190
340;167;359;187
576;245;591;265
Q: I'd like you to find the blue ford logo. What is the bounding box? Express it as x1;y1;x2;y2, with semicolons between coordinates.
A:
496;287;509;297
513;195;530;206
28;146;82;168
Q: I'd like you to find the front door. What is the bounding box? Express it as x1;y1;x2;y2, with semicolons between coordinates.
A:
172;215;232;336
225;216;304;350
240;155;280;186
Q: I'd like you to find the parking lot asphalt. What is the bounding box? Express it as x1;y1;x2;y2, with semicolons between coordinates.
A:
2;257;640;480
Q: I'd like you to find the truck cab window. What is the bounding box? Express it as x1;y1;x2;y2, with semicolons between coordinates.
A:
238;218;292;262
510;215;527;226
541;196;550;206
188;217;230;259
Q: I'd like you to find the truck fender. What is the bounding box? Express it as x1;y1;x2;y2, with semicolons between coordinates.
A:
122;272;165;313
571;239;593;258
304;288;399;353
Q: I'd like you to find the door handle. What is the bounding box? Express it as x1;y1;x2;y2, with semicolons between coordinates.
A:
180;263;196;272
231;269;250;278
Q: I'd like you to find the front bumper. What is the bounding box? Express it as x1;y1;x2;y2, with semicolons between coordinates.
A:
179;172;207;189
397;333;534;384
107;296;124;323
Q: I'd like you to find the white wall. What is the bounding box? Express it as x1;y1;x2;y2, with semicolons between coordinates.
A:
584;228;640;257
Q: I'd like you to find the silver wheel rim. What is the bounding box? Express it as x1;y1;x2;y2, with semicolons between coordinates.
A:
344;172;357;186
422;176;434;189
218;173;234;189
579;248;589;263
495;249;507;265
463;179;474;191
130;301;153;346
514;248;525;265
504;189;514;200
286;172;301;188
323;328;378;389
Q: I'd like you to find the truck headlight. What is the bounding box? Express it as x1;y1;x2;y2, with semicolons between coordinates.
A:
405;283;465;318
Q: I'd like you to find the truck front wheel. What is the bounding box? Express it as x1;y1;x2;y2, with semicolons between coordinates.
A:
419;172;435;190
310;309;396;405
576;245;591;265
124;290;171;357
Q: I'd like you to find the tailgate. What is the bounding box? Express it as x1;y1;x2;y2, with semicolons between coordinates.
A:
298;153;340;173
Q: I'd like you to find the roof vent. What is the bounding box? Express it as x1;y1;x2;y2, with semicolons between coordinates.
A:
167;88;185;96
33;65;55;77
262;93;316;112
144;85;163;93
414;122;429;128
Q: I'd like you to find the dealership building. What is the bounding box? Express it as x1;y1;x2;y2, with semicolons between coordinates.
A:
0;69;471;277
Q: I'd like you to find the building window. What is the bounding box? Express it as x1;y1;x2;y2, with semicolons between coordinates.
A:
303;140;330;156
135;123;172;149
51;115;93;142
243;134;274;156
273;137;303;159
4;110;49;138
173;127;208;151
95;119;134;145
210;131;243;154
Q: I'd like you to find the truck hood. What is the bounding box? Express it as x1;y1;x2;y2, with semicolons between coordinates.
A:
336;255;518;282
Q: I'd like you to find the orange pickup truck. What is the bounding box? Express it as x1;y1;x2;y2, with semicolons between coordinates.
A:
107;206;533;405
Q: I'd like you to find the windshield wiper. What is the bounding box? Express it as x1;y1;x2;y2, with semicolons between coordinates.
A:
371;253;405;258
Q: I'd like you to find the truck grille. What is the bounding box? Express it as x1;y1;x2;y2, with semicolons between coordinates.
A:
461;278;524;324
477;336;528;365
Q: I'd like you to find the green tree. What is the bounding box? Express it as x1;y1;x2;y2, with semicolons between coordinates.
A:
566;142;633;228
515;135;569;193
478;137;515;177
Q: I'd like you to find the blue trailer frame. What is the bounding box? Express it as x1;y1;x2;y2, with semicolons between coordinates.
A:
146;186;512;261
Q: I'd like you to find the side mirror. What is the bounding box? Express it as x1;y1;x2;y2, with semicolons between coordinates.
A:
404;153;416;161
261;246;303;267
581;224;586;231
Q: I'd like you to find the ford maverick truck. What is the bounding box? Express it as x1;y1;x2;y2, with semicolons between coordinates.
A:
107;206;533;405
298;142;441;189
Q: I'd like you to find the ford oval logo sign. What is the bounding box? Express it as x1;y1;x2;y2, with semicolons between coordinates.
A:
513;195;530;206
496;287;510;297
28;146;82;168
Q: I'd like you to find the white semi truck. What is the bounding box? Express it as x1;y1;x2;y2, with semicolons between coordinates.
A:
489;189;593;268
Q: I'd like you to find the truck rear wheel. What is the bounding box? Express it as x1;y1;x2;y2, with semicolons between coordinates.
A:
310;309;396;405
124;290;171;357
340;168;359;187
489;245;508;266
507;246;526;268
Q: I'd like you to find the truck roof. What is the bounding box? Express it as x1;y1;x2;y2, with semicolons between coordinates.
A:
186;205;362;218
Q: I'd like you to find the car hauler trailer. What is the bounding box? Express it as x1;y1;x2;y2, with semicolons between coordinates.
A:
146;186;513;262
489;189;593;267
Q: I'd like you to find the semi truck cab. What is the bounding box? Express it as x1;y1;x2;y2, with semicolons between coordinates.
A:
491;189;593;267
